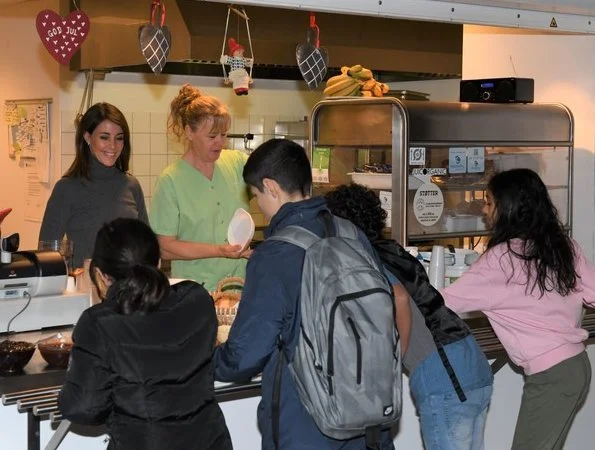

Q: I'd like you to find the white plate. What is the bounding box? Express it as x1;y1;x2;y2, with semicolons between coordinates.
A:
227;208;255;250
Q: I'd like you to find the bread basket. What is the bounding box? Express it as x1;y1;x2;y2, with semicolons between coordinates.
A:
212;277;244;344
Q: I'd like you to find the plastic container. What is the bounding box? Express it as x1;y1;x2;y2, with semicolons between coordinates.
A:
227;208;255;251
419;251;455;266
465;252;481;266
428;245;445;289
387;90;430;101
453;248;479;266
444;215;478;232
38;238;75;275
444;265;469;287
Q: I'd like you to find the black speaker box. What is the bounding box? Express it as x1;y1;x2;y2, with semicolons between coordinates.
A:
459;77;534;103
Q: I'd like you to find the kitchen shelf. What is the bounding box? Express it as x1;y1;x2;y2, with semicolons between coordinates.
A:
408;230;491;241
411;183;568;192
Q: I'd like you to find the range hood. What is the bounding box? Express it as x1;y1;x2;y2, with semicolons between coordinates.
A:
72;0;463;82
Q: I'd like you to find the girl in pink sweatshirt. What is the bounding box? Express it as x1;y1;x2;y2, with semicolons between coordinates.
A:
442;168;594;450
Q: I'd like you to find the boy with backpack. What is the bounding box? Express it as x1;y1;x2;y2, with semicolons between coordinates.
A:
214;139;401;450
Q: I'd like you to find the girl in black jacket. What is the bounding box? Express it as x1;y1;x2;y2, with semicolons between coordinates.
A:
59;218;232;450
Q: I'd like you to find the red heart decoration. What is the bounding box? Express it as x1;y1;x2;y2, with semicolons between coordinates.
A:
35;9;90;65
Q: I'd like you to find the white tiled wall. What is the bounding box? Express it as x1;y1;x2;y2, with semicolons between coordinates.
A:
60;110;305;222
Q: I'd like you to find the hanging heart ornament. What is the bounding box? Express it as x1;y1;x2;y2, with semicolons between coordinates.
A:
296;14;328;89
36;9;90;65
138;1;172;74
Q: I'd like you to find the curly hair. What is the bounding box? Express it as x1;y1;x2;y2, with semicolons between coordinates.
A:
168;84;231;142
324;183;387;242
487;168;578;296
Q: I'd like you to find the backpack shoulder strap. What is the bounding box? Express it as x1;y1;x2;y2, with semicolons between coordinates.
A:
331;215;360;241
269;225;320;250
318;209;358;241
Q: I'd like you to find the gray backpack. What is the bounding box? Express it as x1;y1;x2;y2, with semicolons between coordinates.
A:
270;212;401;447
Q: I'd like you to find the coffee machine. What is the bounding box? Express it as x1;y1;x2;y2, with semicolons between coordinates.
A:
0;233;90;333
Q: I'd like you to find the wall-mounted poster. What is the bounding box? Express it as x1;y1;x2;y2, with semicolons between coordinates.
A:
4;98;52;183
4;98;52;222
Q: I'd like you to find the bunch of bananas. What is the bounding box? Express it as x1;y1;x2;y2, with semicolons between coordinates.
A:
323;65;389;97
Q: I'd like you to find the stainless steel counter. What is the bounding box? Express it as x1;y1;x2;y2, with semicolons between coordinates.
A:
4;309;595;397
3;309;595;450
1;326;261;450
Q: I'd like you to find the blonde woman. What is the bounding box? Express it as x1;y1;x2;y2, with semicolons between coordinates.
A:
150;84;251;291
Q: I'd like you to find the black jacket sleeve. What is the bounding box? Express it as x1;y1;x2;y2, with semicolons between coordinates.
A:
214;241;293;382
58;309;114;425
373;239;471;345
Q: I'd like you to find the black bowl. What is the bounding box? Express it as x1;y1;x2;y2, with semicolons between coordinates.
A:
0;340;36;374
38;339;73;368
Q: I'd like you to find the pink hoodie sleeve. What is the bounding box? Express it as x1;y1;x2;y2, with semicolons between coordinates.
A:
441;250;501;314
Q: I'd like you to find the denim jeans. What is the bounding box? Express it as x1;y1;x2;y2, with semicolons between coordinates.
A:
417;384;493;450
409;336;494;450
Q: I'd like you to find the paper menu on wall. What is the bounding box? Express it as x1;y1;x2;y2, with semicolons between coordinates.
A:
23;159;45;222
4;99;51;183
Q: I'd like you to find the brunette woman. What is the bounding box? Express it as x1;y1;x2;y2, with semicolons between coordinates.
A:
39;103;147;268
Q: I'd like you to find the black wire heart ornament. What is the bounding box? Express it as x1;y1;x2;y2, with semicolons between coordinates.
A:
296;13;328;89
138;0;171;74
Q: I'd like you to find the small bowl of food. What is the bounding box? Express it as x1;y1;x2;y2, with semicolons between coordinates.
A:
0;340;36;374
38;333;73;368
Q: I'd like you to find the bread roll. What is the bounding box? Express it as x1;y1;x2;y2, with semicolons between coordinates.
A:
217;325;231;344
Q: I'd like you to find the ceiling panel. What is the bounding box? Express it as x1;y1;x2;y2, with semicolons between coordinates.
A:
430;0;595;16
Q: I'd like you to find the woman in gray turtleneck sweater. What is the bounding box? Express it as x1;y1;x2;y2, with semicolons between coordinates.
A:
39;103;148;269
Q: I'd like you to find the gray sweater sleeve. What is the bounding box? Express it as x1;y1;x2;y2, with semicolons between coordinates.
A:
129;175;148;225
39;178;70;242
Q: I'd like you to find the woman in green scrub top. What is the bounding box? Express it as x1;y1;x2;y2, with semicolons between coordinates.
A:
149;84;251;292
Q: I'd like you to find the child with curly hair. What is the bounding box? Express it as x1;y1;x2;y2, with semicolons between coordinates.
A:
326;183;493;450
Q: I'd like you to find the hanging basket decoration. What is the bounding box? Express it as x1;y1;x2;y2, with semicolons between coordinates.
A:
138;0;172;74
220;6;254;96
296;12;329;89
35;9;90;65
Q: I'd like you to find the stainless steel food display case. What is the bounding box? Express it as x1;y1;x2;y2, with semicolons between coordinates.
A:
309;97;573;247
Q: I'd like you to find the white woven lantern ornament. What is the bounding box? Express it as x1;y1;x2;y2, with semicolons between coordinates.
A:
138;0;171;74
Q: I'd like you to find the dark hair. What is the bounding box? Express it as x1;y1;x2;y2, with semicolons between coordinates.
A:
325;183;387;242
168;83;231;142
487;168;577;296
89;218;170;315
66;103;131;179
243;138;312;196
